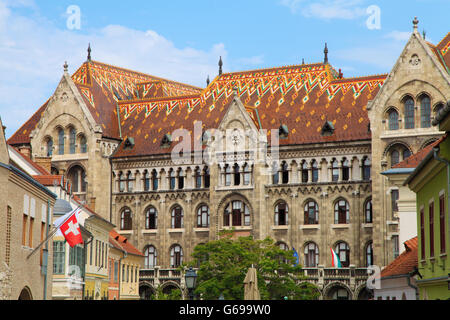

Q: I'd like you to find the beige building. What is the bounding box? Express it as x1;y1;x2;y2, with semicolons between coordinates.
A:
6;19;450;300
367;21;450;266
0;117;57;300
109;229;144;300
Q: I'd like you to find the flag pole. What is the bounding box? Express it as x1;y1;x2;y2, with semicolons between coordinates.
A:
26;205;82;260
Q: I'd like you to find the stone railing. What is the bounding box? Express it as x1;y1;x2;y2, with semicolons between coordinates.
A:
139;265;370;300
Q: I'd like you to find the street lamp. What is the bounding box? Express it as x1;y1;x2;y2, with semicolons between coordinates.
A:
185;267;197;300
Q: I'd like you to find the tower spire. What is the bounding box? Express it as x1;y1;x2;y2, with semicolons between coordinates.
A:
324;42;329;64
87;43;92;62
63;61;68;73
218;56;223;76
413;16;419;32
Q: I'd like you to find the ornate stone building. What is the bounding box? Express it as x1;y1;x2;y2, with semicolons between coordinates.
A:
6;18;450;299
367;21;450;267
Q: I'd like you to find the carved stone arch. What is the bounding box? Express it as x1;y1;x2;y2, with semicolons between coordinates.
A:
217;192;253;216
322;281;352;300
383;106;400;117
382;140;412;158
354;283;373;300
159;280;182;293
419;137;439;150
416;90;432;101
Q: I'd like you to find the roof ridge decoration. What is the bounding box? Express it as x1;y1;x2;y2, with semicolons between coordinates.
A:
118;62;386;121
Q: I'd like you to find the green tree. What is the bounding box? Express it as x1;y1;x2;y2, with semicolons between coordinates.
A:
187;230;320;300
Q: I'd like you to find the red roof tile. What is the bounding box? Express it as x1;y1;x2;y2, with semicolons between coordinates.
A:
381;237;418;278
113;63;386;157
393;136;446;169
109;229;143;257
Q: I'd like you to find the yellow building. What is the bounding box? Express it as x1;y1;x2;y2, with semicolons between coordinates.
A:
109;230;144;300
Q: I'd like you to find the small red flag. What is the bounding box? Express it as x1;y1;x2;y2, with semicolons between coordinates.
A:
59;209;83;248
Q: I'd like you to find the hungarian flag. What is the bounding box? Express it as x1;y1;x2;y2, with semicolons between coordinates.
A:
55;207;83;248
330;248;342;268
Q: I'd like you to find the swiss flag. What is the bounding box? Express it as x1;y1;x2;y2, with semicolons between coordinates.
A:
59;209;83;248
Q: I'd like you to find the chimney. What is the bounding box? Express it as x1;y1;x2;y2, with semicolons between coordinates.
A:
34;156;52;173
89;197;96;212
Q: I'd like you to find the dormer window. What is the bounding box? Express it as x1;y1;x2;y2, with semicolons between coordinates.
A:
124;137;135;150
161;134;172;148
321;121;335;136
279;124;289;139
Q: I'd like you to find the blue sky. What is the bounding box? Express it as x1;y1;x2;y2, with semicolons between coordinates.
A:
1;0;449;138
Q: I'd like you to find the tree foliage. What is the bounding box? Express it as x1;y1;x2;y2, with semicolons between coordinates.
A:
187;230;320;300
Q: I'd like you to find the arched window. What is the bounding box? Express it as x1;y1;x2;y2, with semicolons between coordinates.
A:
243;163;251;185
67;165;86;193
342;158;350;181
170;245;183;268
366;241;373;267
169;169;176;190
278;242;289;251
281;161;289;184
143;170;150;191
177;168;184;190
120;208;132;230
203;167;210;188
334;199;349;224
362;157;371;181
69;128;76;154
304;242;319;267
46;138;53;157
302;161;309;183
420;95;431;128
404;97;415;129
274;201;288;226
197;205;210;228
434;103;444;115
58;128;65;155
151;169;158;191
225;164;232;186
119;172;126;192
304;200;319;225
365;199;373;223
145;206;157;230
233;163;240;186
194;167;202;189
144;246;157;269
171;206;183;229
388;109;399;130
80;135;87;153
332;159;339;182
223;200;250;227
335;242;350;267
311;160;319;183
272;162;279;185
126;171;133;192
391;150;400;167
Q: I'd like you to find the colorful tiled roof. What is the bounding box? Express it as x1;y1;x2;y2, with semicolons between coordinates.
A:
109;229;143;257
381;237;418;278
7;100;49;146
113;62;386;157
435;32;450;72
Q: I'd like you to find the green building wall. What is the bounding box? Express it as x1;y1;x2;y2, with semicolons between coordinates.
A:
415;140;450;300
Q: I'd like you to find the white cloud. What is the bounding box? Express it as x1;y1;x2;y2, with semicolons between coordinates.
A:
0;0;228;138
384;31;411;42
280;0;367;20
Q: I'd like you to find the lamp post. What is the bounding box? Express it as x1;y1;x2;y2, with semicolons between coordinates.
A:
185;267;197;300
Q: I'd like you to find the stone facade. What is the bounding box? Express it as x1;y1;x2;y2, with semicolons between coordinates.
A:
111;96;374;288
367;27;450;267
0;118;56;300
